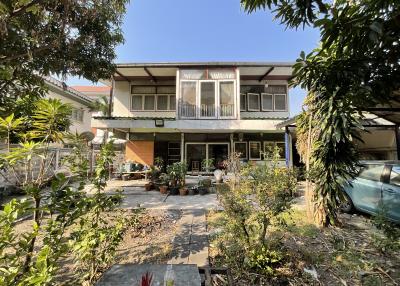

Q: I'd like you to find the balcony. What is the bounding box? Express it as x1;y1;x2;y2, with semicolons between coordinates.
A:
180;103;235;119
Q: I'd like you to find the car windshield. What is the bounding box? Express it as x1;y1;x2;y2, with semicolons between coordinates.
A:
358;164;384;182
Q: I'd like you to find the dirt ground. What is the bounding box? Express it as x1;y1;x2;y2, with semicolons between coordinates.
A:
10;208;181;285
208;208;400;286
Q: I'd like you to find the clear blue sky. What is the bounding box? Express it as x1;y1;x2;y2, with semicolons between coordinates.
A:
67;0;320;116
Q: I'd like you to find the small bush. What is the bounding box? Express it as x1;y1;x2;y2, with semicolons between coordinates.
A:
215;148;297;279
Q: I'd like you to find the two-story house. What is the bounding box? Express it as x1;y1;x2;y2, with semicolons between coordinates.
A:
91;62;294;172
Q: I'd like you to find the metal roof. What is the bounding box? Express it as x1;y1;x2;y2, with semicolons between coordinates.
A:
365;91;400;125
102;61;295;85
275;112;396;130
44;76;94;106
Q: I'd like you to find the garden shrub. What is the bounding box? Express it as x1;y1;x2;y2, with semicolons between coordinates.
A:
0;100;133;285
215;148;297;279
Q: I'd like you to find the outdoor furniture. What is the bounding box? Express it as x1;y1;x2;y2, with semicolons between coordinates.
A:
191;161;200;175
114;170;150;180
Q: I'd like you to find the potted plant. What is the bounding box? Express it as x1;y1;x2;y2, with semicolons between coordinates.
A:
198;178;211;195
144;181;153;191
159;173;169;194
188;186;196;196
166;161;187;195
179;185;188;196
201;158;215;173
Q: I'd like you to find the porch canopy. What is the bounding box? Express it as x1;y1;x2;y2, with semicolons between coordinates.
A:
101;61;294;85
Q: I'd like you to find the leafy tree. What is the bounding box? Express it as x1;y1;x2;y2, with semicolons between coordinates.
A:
90;95;110;117
0;0;128;116
241;0;400;226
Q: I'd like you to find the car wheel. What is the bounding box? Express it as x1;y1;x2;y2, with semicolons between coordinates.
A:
340;193;354;213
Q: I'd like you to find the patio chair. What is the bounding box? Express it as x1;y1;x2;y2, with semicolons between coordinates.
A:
192;161;200;175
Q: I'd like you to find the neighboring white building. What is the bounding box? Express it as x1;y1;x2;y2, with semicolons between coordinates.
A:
91;62;294;169
44;77;94;134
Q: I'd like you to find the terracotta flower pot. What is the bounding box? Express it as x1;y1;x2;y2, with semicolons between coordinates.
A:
159;185;168;194
145;182;154;191
179;187;188;196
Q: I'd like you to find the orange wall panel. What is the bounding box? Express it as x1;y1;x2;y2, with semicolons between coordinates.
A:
125;141;154;166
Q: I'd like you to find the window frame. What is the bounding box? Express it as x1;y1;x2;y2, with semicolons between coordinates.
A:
249;141;261;160
247;93;260;111
240;93;247;111
219;79;236;119
143;94;156;111
180;80;198;119
274;93;287;111
234;141;248;159
156;94;170;111
261;93;274;111
199;80;217;119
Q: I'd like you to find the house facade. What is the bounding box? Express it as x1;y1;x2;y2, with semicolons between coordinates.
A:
91;62;294;171
45;77;94;134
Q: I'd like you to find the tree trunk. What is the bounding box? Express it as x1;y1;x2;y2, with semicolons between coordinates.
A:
305;113;314;222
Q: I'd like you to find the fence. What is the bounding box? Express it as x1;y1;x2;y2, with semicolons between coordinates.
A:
0;144;124;188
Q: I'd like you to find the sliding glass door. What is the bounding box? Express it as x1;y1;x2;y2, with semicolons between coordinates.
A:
200;81;216;118
186;142;229;172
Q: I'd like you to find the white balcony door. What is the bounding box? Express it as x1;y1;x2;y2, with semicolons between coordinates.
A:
200;81;217;118
180;80;197;118
219;80;235;118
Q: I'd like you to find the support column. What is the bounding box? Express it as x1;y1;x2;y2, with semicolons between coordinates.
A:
285;127;291;167
230;133;234;155
181;133;185;162
395;125;400;160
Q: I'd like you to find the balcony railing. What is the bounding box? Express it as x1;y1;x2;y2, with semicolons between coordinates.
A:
220;104;234;117
200;104;215;117
179;103;235;118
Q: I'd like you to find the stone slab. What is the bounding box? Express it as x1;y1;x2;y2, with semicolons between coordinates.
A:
96;264;201;286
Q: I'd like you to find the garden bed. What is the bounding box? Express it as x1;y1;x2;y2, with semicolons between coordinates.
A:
208;209;400;285
11;209;181;285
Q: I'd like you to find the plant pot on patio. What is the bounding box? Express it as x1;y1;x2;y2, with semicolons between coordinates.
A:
179;187;188;196
159;185;168;194
144;182;153;191
169;187;179;196
198;187;208;196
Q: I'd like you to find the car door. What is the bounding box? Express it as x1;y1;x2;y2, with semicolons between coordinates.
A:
349;164;384;214
381;165;400;222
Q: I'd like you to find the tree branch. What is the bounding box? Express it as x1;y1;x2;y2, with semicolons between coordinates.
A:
8;0;45;18
0;43;56;63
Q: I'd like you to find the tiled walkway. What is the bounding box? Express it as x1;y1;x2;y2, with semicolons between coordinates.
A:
168;209;209;267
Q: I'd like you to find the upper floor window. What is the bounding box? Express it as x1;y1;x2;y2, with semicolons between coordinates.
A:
179;69;237;119
71;108;84;122
240;85;287;112
131;85;176;111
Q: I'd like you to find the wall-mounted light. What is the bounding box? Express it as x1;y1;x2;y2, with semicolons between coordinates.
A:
238;133;244;142
155;119;164;127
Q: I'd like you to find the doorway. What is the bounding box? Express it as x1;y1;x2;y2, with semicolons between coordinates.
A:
185;142;229;172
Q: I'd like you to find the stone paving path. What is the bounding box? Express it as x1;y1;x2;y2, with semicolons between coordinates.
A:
168;209;209;267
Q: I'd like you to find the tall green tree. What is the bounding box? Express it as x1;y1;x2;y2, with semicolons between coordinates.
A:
0;0;128;116
241;0;400;225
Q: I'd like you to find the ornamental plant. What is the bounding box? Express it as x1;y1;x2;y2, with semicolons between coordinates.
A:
216;147;297;279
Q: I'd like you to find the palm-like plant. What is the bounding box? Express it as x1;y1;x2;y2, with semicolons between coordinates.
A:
0;113;24;151
90;96;110;116
31;98;72;143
